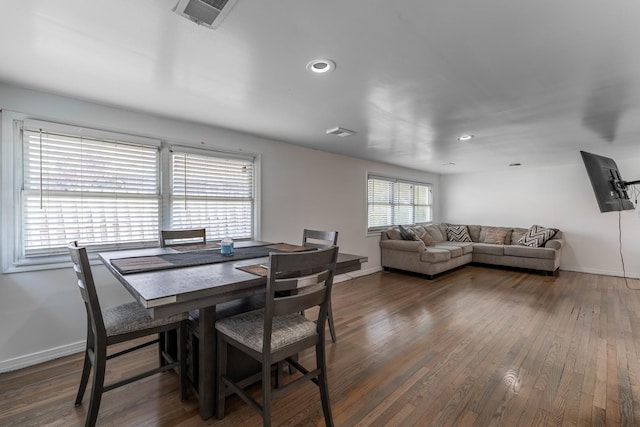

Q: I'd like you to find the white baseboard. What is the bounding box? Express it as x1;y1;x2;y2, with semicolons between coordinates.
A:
559;266;640;279
0;341;85;374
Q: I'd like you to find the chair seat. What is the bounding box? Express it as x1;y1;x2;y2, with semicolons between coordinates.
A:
216;309;317;353
103;302;187;337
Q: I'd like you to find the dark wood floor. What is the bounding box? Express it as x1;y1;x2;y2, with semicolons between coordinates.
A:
2;266;640;426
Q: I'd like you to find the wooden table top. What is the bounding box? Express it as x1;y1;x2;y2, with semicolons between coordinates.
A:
99;240;367;318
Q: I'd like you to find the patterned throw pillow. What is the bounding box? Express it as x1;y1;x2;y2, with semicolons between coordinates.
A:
397;225;414;240
518;225;557;247
446;225;472;242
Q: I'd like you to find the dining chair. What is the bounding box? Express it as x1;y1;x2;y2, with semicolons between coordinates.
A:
160;228;206;248
303;229;339;342
215;246;339;427
159;228;207;367
68;242;188;427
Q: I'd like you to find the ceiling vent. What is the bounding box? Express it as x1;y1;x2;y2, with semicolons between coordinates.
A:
326;127;356;137
173;0;239;29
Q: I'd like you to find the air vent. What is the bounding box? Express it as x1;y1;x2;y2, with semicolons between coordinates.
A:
173;0;239;29
326;127;356;137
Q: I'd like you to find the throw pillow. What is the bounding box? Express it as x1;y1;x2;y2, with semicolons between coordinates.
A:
446;225;472;242
518;225;557;247
385;228;403;240
397;225;414;241
483;228;509;245
414;229;435;246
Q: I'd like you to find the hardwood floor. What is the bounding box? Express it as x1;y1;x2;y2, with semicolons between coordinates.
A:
2;266;640;426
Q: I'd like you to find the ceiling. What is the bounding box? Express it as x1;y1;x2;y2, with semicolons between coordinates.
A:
2;0;640;174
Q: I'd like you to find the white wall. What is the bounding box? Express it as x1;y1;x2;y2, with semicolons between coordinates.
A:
441;161;640;277
0;84;440;371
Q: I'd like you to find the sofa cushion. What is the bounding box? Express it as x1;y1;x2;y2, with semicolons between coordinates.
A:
433;244;463;258
504;245;556;260
425;225;446;243
438;241;473;255
435;224;449;240
480;227;510;245
518;225;557;247
472;243;505;256
421;247;451;263
467;225;482;242
410;226;435;246
446;225;472;242
510;228;528;245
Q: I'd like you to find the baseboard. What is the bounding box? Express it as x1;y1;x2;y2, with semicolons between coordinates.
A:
559;266;640;279
0;341;85;374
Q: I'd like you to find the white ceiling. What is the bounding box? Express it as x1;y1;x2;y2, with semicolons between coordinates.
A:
2;0;640;174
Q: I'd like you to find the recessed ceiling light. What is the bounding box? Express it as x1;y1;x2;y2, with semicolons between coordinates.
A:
457;134;475;141
441;162;456;166
306;59;336;74
509;163;522;167
326;127;355;137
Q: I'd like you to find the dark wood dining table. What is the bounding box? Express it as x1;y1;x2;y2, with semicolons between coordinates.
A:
99;240;367;420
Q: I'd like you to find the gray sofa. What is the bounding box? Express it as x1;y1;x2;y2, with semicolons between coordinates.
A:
380;223;564;279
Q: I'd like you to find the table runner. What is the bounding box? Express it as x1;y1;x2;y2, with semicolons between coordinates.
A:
111;243;311;275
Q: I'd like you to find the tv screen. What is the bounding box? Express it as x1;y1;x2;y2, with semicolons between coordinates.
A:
580;151;634;212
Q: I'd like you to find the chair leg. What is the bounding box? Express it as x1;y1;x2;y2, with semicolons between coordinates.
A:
316;343;334;427
178;323;188;401
85;348;106;427
327;300;337;343
216;335;227;420
261;362;272;427
74;348;92;406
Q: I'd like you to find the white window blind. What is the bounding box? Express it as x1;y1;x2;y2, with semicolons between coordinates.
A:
21;126;160;258
171;150;254;240
367;175;432;231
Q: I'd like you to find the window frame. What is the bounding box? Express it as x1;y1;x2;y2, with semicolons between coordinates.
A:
366;173;433;233
1;111;261;273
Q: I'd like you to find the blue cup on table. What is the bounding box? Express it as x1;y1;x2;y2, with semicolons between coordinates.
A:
221;237;234;256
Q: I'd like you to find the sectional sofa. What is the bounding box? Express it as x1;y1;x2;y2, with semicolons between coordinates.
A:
380;223;564;279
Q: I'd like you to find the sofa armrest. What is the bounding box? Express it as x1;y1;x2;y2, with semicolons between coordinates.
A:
544;238;564;250
380;239;426;252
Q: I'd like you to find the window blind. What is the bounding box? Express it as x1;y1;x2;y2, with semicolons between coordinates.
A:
22;127;160;257
171;150;254;240
367;175;432;231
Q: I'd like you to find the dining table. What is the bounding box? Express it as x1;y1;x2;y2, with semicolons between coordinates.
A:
99;240;367;420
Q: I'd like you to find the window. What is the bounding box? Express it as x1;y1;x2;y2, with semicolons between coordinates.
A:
170;149;254;240
367;175;432;232
2;114;258;271
20;121;161;261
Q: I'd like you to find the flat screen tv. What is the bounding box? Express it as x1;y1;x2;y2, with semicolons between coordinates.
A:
580;150;635;212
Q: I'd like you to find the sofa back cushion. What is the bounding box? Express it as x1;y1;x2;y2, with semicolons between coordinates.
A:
467;225;482;242
510;228;529;245
424;225;446;243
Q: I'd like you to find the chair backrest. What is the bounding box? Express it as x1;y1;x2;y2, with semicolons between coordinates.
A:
68;242;106;342
263;246;339;350
302;229;338;249
160;228;206;248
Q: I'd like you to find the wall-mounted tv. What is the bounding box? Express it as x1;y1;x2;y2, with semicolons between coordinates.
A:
580;150;635;212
